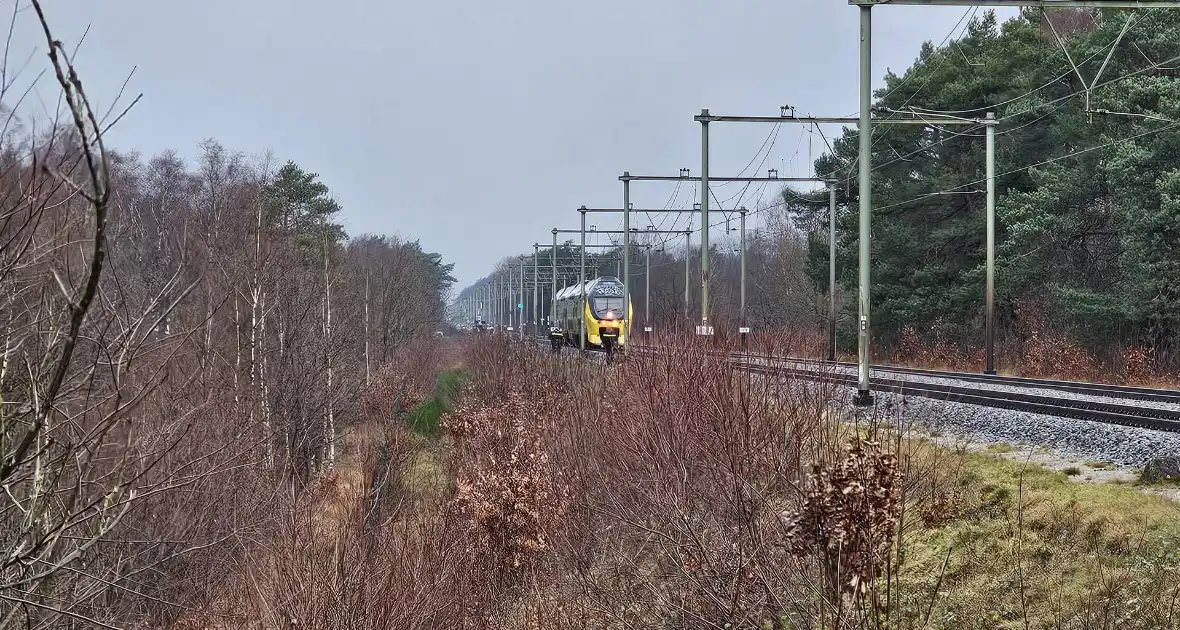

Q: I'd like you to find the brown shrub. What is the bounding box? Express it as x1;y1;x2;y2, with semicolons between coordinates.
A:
896;325;926;364
782;437;905;600
447;392;570;580
1022;327;1097;380
1121;345;1153;384
444;333;928;627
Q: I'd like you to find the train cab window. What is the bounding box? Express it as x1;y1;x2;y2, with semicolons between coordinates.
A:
591;296;625;319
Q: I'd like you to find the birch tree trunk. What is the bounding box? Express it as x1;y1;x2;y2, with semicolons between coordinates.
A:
322;221;335;470
365;271;371;385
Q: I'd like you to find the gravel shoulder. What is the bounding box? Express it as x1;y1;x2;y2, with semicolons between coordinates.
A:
835;386;1180;502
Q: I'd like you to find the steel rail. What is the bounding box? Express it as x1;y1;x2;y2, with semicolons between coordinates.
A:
630;344;1180;432
730;358;1180;433
730;353;1180;406
506;338;1180;432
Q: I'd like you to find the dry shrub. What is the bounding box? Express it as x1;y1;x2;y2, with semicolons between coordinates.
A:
896;325;926;364
917;488;964;528
782;437;904;600
165;339;483;630
1022;327;1097;380
361;336;451;416
1121;345;1153;384
360;362;429;419
446;391;570;580
185;481;485;630
442;332;925;628
752;325;828;358
424;334;1180;629
892;322;966;370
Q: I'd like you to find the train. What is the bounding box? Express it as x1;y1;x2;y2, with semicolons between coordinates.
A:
552;276;633;349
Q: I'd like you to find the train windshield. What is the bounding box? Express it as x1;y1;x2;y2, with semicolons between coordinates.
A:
591;296;625;319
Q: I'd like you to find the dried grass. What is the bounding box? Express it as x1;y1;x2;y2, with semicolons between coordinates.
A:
166;333;1180;629
888;322;1180;388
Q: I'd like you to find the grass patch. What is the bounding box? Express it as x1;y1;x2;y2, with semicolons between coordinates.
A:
900;447;1180;628
406;368;466;438
984;442;1016;454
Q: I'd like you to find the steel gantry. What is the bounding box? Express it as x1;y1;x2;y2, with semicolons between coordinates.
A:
695;106;994;403
620;171;819;337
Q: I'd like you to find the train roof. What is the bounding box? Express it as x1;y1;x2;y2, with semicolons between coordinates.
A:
555;276;622;300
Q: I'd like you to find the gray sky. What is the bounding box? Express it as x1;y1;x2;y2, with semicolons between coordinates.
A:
14;1;1016;291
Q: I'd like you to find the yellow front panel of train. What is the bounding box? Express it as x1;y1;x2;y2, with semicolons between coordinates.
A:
584;298;632;347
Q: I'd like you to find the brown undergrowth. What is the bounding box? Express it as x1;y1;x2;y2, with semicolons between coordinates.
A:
446;332;1180;629
167;337;487;630
444;333;945;629
887;325;1179;388
168;332;1180;629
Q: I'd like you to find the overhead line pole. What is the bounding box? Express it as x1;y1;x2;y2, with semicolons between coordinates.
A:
551;229;558;329
841;0;1156;391
518;256;526;339
986;112;997;375
533;245;539;333
697;105;987;403
645;243;652;338
684;232;691;322
856;3;873;405
699;116;710;336
622;174;631;347
580;211;586;351
739;207;747;348
829;184;838;362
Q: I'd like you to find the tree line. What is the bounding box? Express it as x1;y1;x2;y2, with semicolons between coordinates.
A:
0;4;455;624
792;7;1180;366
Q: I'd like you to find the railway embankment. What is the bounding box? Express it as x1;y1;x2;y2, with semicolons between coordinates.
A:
450;335;1180;628
184;334;1180;627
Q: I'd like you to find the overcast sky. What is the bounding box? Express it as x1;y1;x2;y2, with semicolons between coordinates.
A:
14;0;1017;291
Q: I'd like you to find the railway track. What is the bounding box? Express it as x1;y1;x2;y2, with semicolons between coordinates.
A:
493;333;1180;432
507;335;1180;433
727;355;1180;433
763;355;1180;406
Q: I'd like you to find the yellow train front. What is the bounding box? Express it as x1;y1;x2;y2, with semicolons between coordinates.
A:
553;276;633;349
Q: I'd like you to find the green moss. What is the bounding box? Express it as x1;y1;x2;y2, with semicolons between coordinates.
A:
406;369;466;438
897;449;1180;629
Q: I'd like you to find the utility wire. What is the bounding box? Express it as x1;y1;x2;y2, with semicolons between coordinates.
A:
658;115;1180;247
840;8;1157;181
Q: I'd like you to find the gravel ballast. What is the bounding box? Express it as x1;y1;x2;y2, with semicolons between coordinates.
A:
837;386;1180;469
